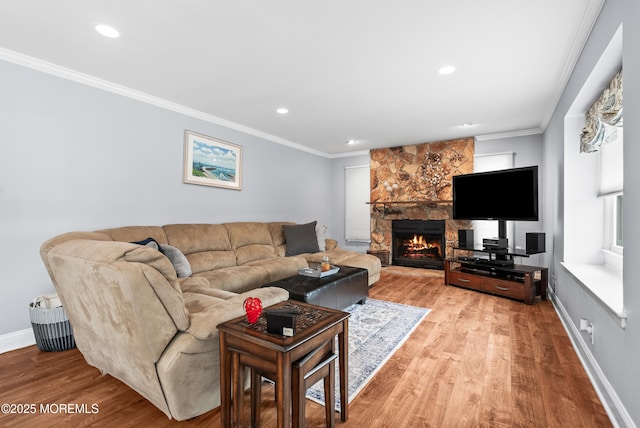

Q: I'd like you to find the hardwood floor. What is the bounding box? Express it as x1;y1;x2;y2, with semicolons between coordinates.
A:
0;269;611;427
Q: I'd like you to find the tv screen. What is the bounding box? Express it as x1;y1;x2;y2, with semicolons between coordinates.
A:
452;166;539;221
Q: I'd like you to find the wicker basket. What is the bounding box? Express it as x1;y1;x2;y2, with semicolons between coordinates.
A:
28;303;76;352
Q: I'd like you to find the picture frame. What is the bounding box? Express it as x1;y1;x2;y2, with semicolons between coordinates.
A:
183;130;242;190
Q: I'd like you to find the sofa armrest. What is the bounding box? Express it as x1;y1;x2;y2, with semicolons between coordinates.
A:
43;239;191;417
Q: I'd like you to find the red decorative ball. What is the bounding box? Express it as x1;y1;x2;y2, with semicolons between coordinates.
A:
243;297;262;324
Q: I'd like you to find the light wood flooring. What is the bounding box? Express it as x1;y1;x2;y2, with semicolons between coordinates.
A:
0;268;611;427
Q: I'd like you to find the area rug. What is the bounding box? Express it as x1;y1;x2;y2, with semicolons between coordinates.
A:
306;298;430;410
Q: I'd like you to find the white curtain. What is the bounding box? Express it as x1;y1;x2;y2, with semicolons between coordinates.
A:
580;69;623;153
345;165;371;242
599;131;624;196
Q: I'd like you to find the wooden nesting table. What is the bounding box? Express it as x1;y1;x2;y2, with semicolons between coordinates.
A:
217;300;350;427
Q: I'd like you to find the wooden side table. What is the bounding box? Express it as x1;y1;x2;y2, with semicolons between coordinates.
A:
218;301;350;428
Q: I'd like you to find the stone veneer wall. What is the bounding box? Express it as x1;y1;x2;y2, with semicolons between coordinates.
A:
369;138;475;259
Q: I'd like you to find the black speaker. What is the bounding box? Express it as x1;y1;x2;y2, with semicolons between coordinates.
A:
526;232;545;253
458;229;474;248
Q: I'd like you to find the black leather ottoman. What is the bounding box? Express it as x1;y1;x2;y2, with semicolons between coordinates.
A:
262;266;368;310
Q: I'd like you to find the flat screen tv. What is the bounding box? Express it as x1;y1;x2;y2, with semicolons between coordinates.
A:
452;166;539;221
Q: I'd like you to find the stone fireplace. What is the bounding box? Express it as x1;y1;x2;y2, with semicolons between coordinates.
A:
369;138;474;268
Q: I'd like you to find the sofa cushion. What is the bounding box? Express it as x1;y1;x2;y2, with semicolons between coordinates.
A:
266;222;294;257
303;249;360;264
182;287;289;341
185;250;238;274
164;224;231;254
159;244;192;278
164;224;237;273
193;265;271;293
225;222;278;264
243;256;309;283
283;221;320;256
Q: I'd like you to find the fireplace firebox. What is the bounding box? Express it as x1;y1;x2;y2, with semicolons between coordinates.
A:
392;220;446;269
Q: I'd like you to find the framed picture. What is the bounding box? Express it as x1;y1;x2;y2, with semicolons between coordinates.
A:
183;130;242;190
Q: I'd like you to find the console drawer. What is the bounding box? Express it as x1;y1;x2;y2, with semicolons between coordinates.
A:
481;277;524;300
448;271;482;290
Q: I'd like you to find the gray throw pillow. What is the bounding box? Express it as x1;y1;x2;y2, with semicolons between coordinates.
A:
159;244;192;278
283;221;320;256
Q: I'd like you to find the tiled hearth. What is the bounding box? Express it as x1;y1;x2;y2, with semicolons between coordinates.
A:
369;138;474;267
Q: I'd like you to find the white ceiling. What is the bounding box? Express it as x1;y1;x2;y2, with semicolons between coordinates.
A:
0;1;604;156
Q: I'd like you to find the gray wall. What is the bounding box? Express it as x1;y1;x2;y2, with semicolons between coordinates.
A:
543;0;638;426
0;59;332;336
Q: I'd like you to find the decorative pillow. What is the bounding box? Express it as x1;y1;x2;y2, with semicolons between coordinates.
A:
131;237;160;251
316;224;327;251
283;221;320;256
159;244;192;278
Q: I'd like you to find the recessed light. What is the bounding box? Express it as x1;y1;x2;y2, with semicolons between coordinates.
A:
276;107;289;115
460;122;475;128
346;139;358;145
438;65;455;75
95;24;120;38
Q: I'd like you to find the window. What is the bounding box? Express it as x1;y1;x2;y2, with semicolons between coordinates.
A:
344;165;371;242
603;193;623;254
562;39;624;320
616;194;623;248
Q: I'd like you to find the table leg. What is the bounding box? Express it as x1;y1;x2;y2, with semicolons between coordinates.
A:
232;352;244;426
219;332;231;428
251;369;262;427
325;358;336;428
292;361;303;428
275;351;292;428
338;319;349;422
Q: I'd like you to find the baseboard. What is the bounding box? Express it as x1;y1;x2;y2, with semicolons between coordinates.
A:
549;289;636;428
0;328;36;354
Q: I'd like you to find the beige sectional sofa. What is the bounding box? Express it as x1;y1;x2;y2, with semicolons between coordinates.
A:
40;221;381;420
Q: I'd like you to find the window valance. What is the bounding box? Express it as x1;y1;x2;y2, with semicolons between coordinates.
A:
580;69;623;153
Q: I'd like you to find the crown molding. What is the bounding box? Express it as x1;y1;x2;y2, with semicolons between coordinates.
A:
475;128;543;141
0;48;333;159
329;149;370;159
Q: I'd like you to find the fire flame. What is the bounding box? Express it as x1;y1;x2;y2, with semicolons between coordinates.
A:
401;234;441;258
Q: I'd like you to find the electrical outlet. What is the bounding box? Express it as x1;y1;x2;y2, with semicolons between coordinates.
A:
579;318;594;344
